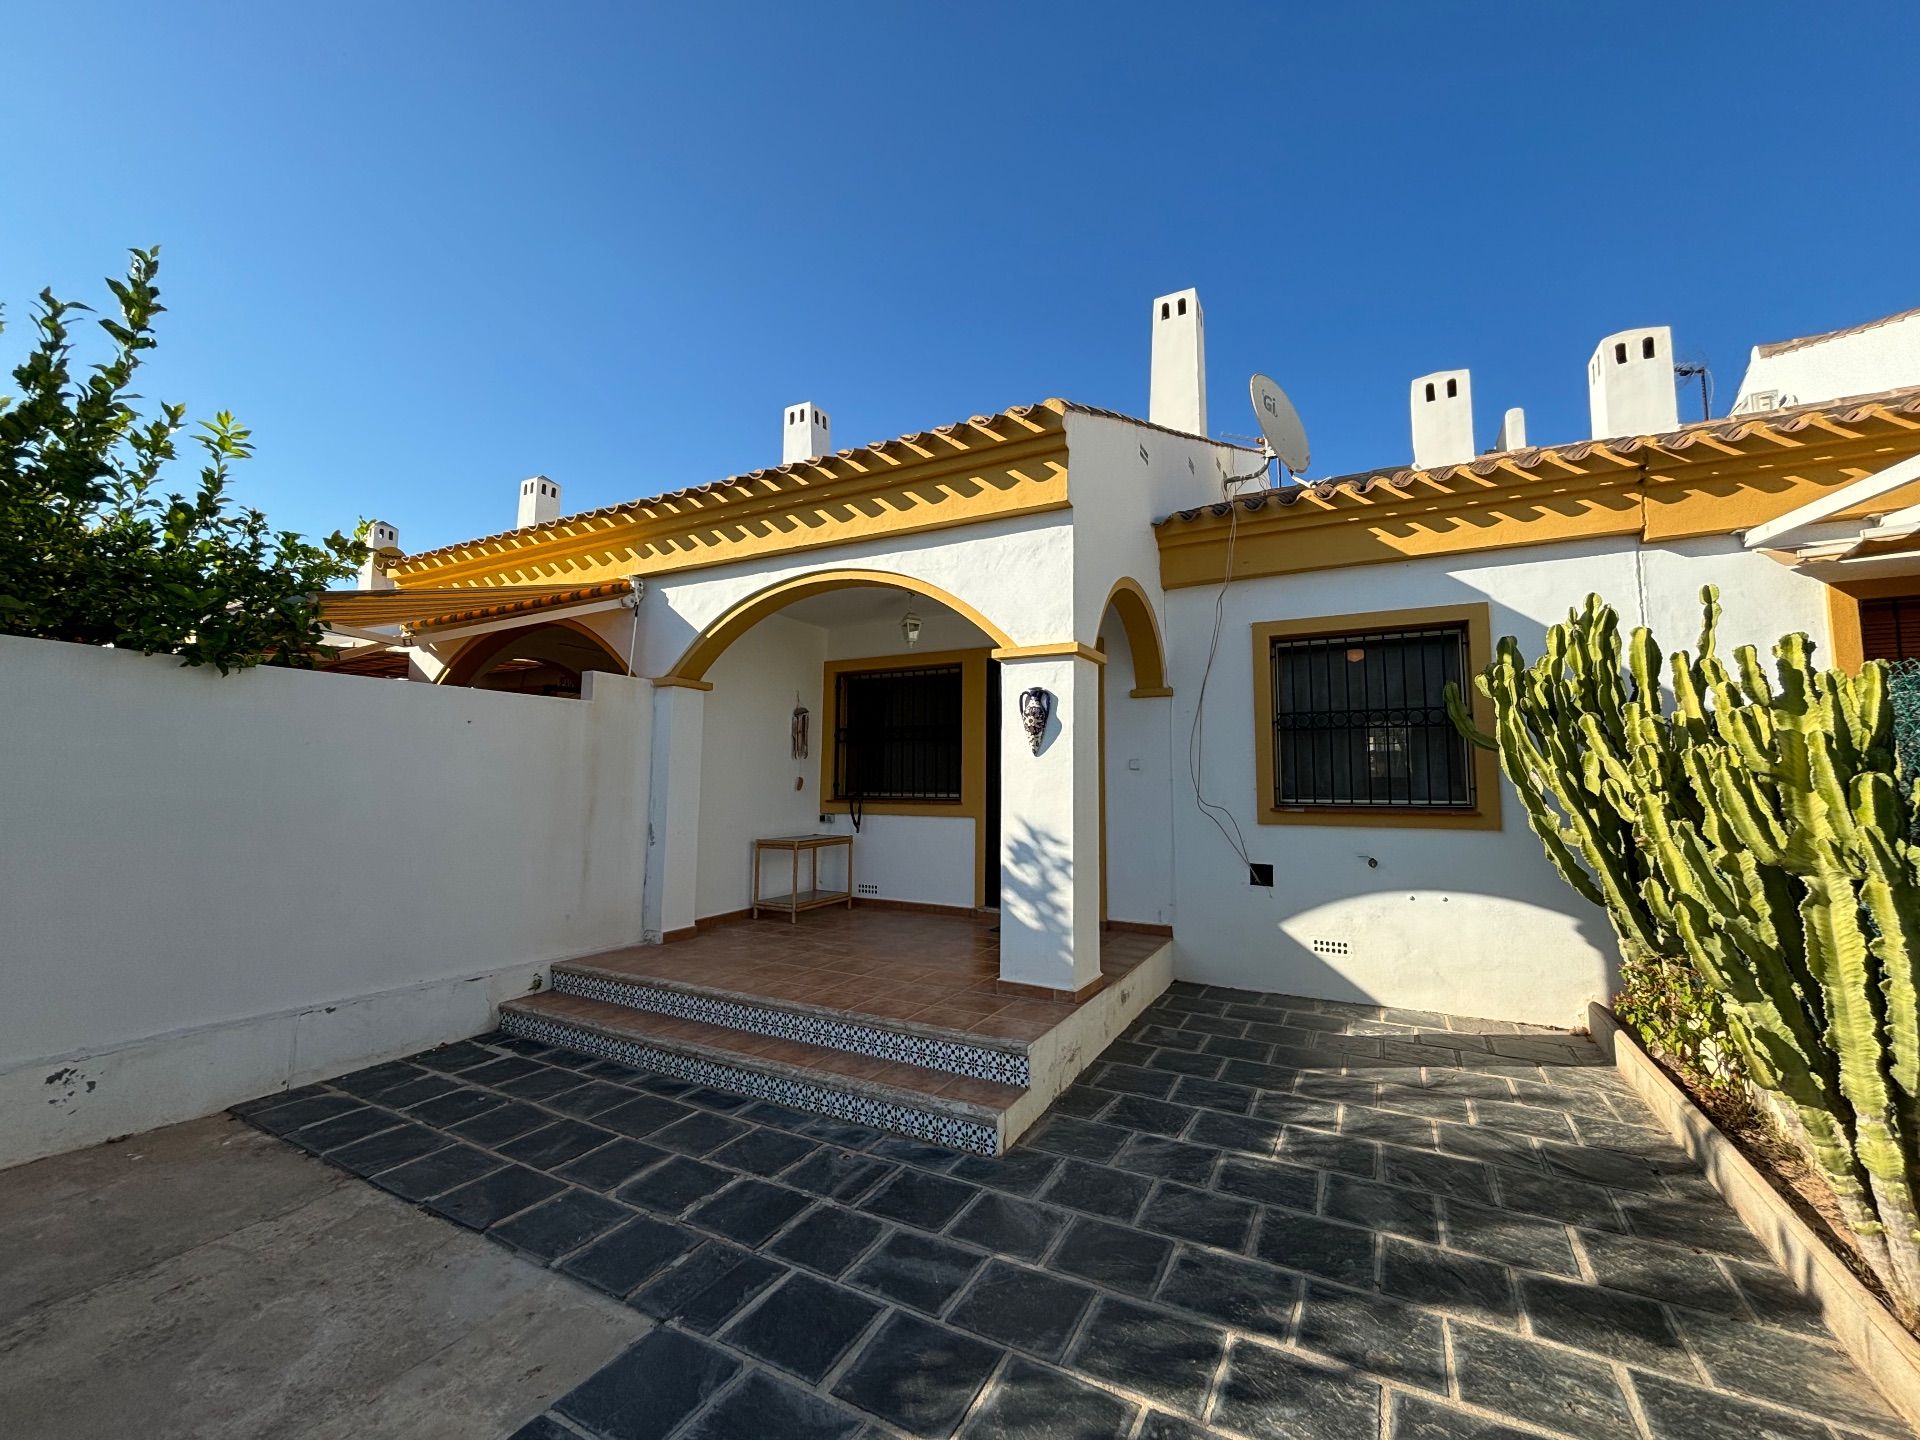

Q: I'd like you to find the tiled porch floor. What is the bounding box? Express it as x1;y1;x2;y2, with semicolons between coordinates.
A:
236;984;1910;1440
570;908;1164;1045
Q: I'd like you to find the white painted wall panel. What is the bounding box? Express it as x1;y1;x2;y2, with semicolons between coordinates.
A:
1161;533;1847;1024
0;637;652;1167
1099;611;1173;927
695;614;827;920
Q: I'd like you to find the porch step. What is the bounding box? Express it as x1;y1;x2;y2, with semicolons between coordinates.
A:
499;991;1019;1155
548;959;1033;1088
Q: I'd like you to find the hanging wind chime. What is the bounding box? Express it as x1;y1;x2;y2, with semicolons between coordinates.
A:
791;693;810;760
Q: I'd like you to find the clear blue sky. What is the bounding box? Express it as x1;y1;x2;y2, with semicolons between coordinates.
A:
5;3;1916;553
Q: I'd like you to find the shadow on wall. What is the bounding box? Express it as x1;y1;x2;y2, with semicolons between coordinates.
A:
1002;818;1072;947
1249;881;1624;1019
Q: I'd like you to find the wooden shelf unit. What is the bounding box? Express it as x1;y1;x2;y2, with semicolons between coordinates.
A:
751;833;854;923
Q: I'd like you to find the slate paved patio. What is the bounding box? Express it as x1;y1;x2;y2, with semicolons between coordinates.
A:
235;983;1912;1440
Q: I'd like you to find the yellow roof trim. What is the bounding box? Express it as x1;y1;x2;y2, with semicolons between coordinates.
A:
1156;385;1920;533
393;401;1076;577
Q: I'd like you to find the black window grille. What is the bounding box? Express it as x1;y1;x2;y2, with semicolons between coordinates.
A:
833;664;963;802
1269;624;1474;810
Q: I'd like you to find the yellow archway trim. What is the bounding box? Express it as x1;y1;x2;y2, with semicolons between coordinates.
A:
657;568;1017;685
991;642;1106;665
1100;576;1172;698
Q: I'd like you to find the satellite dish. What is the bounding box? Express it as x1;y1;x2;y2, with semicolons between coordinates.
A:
1248;374;1310;474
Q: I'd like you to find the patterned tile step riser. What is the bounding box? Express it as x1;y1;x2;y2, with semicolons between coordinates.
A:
551;969;1031;1088
501;1009;1001;1155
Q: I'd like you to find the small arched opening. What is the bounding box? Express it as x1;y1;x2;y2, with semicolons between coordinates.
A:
439;619;630;697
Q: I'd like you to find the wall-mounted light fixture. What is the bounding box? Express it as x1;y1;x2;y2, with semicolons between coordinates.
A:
901;611;923;649
1018;686;1052;755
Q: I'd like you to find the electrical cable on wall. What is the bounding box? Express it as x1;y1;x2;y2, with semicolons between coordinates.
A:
1187;450;1277;877
623;575;644;675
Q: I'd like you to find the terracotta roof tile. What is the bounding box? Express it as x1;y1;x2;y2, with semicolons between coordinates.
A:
1155;384;1920;528
408;580;631;632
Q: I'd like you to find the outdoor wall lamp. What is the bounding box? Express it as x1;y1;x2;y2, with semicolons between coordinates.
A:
900;611;923;648
1018;686;1052;755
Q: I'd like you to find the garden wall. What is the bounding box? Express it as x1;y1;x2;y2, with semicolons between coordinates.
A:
0;637;652;1169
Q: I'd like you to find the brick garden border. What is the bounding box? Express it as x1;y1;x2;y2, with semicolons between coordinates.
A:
1589;1000;1920;1430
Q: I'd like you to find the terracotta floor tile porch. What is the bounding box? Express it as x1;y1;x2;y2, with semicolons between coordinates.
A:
566;908;1166;1047
504;908;1174;1154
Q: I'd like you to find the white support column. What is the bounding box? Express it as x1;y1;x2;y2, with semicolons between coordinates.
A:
643;682;706;942
997;653;1103;995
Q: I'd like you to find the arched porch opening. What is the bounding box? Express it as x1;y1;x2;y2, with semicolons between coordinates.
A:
658;569;1016;687
1097;579;1174;930
439;619;630;696
672;574;1016;926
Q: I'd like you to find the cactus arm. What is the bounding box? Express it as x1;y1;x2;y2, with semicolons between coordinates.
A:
1698;584;1722;663
1443;679;1496;752
1859;823;1920;1120
1629;626;1663;713
1800;861;1920;1296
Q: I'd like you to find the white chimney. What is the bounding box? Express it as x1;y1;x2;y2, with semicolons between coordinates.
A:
517;475;560;530
1496;407;1527;451
1149;288;1207;436
1588;327;1678;439
1410;370;1474;469
356;520;401;591
782;403;831;465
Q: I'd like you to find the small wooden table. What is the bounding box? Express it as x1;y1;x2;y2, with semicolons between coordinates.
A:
751;833;854;923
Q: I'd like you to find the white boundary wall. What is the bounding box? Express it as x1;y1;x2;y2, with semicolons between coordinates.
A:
0;637;652;1169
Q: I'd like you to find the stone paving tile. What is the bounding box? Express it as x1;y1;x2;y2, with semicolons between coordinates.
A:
848;1230;984;1313
1214;1340;1382;1436
1069;1295;1225;1415
946;1191;1062;1262
958;1354;1136;1440
948;1259;1095;1359
616;1154;729;1214
1297;1281;1448;1393
769;1201;884;1276
553;1327;738;1440
830;1310;1002;1435
1451;1322;1642;1439
236;989;1912;1440
682;1368;866;1440
1036;1158;1151;1221
1154;1246;1298;1343
491;1188;631;1264
722;1270;882;1383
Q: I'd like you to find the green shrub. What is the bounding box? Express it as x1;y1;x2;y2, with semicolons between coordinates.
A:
0;247;364;672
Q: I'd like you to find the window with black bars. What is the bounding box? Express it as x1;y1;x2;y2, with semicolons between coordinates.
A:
833;664;963;802
1270;624;1474;809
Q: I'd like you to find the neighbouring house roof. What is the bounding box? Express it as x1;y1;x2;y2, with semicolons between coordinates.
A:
386;399;1243;582
1756;306;1920;358
319;648;411;678
1153;384;1920;530
315;582;627;631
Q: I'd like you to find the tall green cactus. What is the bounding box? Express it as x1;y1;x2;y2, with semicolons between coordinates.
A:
1448;588;1920;1320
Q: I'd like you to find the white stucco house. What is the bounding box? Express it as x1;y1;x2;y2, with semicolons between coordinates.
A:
22;287;1908;1160
321;290;1920;1024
